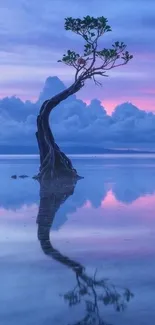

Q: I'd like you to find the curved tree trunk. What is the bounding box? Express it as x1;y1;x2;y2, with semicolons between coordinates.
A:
36;79;83;181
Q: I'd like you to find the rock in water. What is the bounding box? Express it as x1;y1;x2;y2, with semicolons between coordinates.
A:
11;175;17;179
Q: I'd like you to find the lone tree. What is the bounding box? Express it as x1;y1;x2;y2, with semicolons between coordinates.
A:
36;16;133;181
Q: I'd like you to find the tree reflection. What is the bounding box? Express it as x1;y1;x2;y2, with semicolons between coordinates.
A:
37;176;134;325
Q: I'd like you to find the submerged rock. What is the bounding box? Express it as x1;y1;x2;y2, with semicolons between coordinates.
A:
11;175;17;179
32;175;39;180
11;174;29;179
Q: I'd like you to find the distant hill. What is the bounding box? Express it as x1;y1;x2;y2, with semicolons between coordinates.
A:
61;145;155;155
0;145;154;155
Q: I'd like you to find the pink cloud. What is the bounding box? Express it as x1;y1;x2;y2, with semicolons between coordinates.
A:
100;98;155;115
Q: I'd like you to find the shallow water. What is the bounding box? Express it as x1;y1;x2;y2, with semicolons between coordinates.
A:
0;155;155;325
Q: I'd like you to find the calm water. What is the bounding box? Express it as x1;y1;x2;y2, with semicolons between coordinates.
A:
0;155;155;325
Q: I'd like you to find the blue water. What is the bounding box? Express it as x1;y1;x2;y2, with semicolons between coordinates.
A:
0;155;155;324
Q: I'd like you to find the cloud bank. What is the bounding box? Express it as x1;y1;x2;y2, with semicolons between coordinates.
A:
0;0;155;112
0;76;155;150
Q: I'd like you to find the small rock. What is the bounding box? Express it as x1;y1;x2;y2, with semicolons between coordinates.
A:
11;175;17;179
32;175;39;180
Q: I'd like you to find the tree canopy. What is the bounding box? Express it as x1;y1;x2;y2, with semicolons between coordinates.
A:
58;16;133;86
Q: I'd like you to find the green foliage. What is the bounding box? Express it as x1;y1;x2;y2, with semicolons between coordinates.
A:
64;15;112;41
58;50;80;65
58;16;133;84
84;43;93;56
96;41;133;63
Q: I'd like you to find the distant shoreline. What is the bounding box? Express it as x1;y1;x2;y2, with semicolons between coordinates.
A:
1;153;155;159
0;147;155;155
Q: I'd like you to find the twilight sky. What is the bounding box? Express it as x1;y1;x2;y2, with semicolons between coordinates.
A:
0;0;155;114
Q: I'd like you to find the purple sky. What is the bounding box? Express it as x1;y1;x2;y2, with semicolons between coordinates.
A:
0;0;155;114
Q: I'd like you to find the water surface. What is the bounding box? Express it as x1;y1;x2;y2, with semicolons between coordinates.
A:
0;155;155;324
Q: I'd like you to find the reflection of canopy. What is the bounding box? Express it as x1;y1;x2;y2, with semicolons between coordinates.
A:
36;176;134;325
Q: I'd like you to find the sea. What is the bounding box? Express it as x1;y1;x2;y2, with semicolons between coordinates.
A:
0;154;155;325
